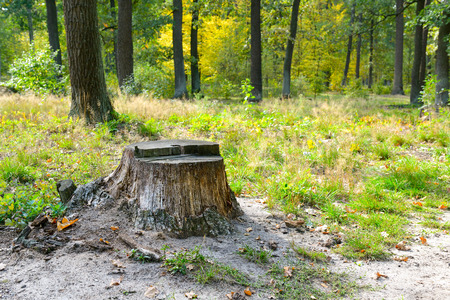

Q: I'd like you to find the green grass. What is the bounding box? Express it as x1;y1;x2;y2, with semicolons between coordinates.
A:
291;243;328;262
1;94;450;259
268;261;357;299
162;246;251;286
238;245;272;264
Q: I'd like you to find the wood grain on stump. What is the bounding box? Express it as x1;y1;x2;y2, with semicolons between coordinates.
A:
104;140;242;237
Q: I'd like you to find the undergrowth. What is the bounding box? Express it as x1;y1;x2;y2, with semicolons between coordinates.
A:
1;94;449;259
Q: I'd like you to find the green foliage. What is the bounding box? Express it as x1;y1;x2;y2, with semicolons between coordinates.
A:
419;74;438;106
344;79;369;99
138;118;163;138
134;62;173;98
5;46;68;95
240;78;255;103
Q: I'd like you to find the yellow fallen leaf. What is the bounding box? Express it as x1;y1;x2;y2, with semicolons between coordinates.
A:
283;266;293;278
244;287;252;296
99;238;110;245
111;226;119;231
57;218;78;231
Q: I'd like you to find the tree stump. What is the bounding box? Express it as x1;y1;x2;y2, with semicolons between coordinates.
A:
103;140;243;237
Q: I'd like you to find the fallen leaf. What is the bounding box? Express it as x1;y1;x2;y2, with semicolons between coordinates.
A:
185;291;197;299
412;201;423;207
395;241;411;251
360;249;365;253
320;282;328;288
112;260;126;268
393;256;408;262
111;226;119;231
285;220;305;228
226;292;235;299
276;224;281;229
244;287;252;296
99;238;110;245
283;266;293;278
438;205;448;210
57;217;79;231
376;272;388;279
144;286;158;298
420;236;428;245
255;236;261;240
110;276;123;286
344;207;357;213
186;264;194;271
246;227;253;232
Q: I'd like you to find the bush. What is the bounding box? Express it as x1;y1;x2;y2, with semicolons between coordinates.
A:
5;45;68;95
345;79;369;99
134;62;172;98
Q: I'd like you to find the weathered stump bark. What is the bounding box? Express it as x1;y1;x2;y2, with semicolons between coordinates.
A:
102;140;242;237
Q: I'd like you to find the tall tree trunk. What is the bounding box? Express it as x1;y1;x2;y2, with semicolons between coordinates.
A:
117;0;133;88
341;3;355;86
106;0;118;74
410;0;425;105
368;19;374;89
190;0;200;95
435;15;450;107
355;14;362;80
282;0;301;99
45;0;62;67
392;0;404;95
63;0;114;124
173;0;188;99
26;2;34;44
419;26;429;89
250;0;262;102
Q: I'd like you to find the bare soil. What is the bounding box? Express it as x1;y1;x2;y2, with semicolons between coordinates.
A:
0;197;449;300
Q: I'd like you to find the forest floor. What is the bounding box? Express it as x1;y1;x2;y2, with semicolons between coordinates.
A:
0;196;449;300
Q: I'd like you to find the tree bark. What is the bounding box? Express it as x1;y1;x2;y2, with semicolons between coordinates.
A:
190;0;201;95
410;0;425;105
107;0;118;74
341;3;355;87
435;15;450;107
355;14;362;80
26;2;34;44
250;0;262;102
282;0;300;99
173;0;188;99
368;19;374;89
117;0;133;88
99;140;243;237
419;26;429;89
392;0;404;95
45;0;62;67
63;0;114;124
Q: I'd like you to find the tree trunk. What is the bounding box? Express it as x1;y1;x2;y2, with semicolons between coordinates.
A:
45;0;62;67
63;0;114;124
392;0;404;95
282;0;301;99
368;19;374;89
190;0;201;95
419;25;429;89
99;140;242;237
355;14;362;80
117;0;133;88
435;15;450;107
173;0;188;99
341;3;355;87
250;0;262;102
107;0;118;74
26;2;34;44
410;0;425;105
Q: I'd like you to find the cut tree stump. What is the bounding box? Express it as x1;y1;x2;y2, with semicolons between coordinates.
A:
100;140;243;237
